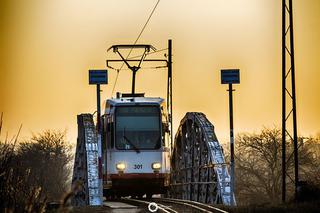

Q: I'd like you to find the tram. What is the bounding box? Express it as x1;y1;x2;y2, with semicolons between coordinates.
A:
102;95;170;198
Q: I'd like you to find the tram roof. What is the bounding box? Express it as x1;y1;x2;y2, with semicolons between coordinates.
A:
106;97;164;106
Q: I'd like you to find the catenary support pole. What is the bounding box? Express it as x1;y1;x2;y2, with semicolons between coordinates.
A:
282;0;299;202
288;0;299;201
168;39;173;152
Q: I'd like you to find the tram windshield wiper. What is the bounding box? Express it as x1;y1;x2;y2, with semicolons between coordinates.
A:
123;128;140;153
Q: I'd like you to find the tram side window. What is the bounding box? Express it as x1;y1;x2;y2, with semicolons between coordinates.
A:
105;116;110;149
102;115;107;150
107;119;114;148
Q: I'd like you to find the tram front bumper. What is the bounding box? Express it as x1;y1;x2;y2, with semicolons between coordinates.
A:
104;173;168;195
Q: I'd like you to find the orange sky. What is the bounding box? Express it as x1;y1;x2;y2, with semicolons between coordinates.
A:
1;0;320;144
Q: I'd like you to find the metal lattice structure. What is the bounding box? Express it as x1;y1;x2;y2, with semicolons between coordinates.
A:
170;112;235;205
72;114;102;206
282;0;299;202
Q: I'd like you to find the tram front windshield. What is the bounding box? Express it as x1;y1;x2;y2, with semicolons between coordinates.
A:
115;106;161;150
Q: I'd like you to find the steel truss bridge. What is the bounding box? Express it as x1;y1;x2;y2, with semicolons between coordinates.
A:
170;112;234;205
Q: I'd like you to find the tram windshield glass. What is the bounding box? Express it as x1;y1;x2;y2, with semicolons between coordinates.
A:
115;106;161;150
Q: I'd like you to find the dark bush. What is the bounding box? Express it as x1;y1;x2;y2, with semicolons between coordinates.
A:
297;181;320;202
0;114;72;212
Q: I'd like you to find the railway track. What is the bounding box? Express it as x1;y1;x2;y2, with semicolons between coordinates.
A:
122;198;175;213
153;198;228;213
121;197;228;213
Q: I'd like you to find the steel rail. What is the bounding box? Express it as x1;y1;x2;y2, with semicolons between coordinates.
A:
153;198;226;213
154;198;229;213
122;198;175;213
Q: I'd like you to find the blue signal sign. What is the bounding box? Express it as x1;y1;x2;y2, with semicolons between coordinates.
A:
221;69;240;84
89;70;108;85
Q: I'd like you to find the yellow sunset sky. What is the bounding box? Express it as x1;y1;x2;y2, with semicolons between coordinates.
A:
1;0;320;144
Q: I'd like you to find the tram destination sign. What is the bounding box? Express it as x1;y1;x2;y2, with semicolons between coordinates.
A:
221;69;240;84
89;70;108;85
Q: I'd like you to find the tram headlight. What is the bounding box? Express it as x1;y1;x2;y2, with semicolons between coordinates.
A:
116;162;126;171
151;162;161;171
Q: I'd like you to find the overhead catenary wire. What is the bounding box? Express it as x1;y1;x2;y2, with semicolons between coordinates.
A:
110;0;161;97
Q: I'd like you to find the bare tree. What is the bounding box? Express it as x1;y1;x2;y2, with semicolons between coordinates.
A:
299;136;320;185
234;128;320;205
18;130;73;201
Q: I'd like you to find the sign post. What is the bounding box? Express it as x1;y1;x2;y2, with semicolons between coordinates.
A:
89;70;108;131
221;69;240;206
89;69;108;205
